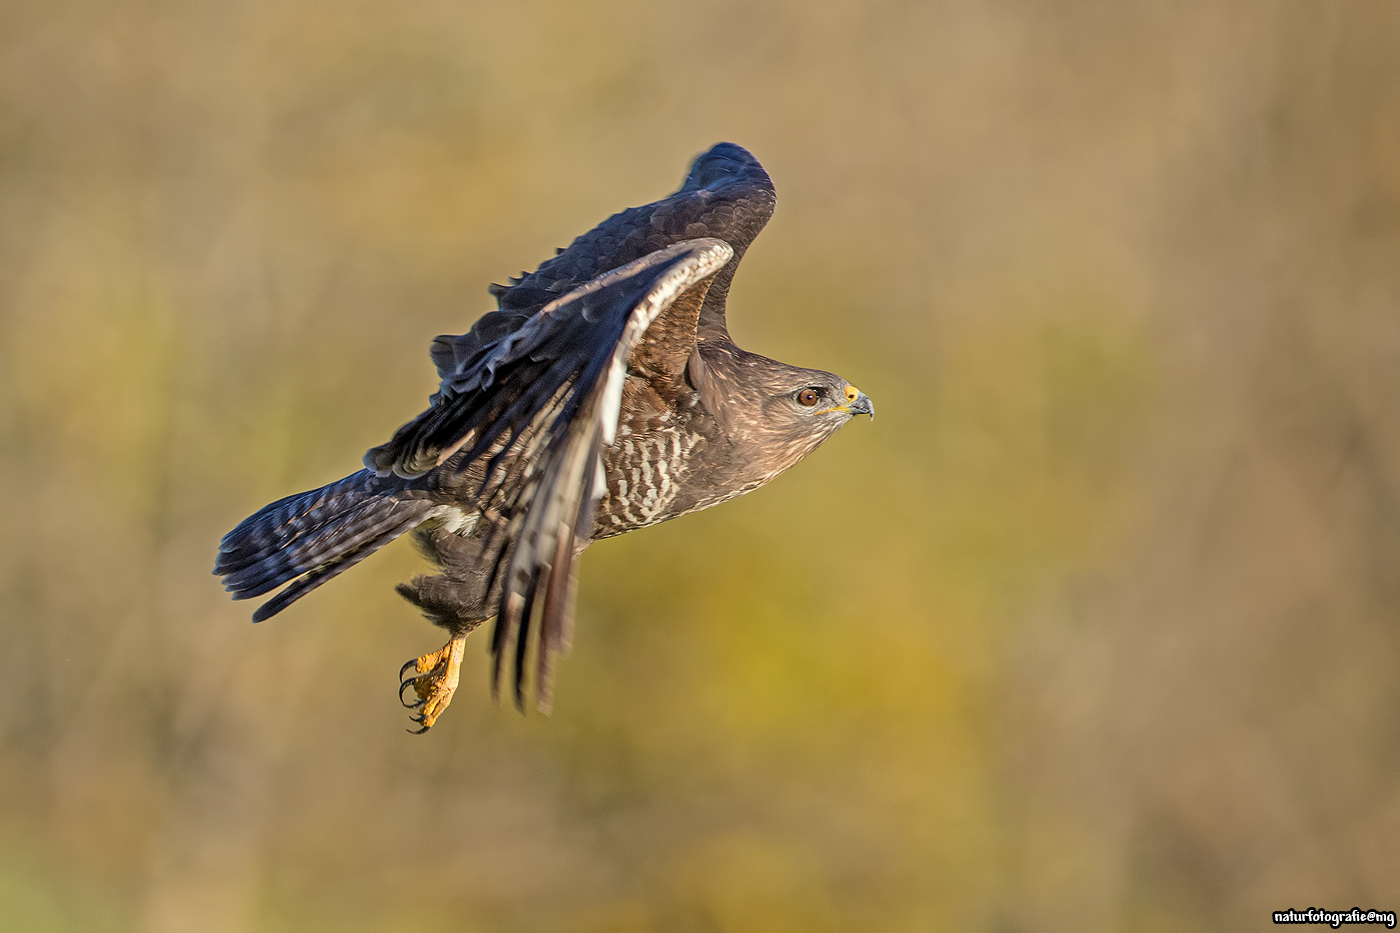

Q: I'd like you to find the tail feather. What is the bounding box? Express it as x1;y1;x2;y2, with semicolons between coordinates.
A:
222;497;432;600
217;472;387;574
215;470;436;620
249;509;429;622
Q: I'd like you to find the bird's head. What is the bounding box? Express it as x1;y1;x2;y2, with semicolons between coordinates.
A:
768;373;874;429
692;347;872;477
752;368;873;475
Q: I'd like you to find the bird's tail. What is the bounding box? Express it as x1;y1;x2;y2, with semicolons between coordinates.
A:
214;470;438;622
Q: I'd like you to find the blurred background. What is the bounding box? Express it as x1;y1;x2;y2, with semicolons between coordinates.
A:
2;1;1398;930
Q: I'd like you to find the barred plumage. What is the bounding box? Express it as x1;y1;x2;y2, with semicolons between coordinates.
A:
215;143;872;727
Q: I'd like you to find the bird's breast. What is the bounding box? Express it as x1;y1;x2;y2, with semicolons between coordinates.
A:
595;426;707;535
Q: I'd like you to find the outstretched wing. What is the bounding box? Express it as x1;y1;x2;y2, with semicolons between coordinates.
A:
419;142;775;385
495;143;775;342
367;239;734;711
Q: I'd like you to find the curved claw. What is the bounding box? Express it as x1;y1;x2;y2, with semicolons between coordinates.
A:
399;676;425;709
406;723;430;735
396;635;465;733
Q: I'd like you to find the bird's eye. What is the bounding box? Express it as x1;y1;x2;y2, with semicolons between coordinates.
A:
796;388;821;407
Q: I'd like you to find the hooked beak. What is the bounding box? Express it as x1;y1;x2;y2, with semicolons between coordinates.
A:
825;385;874;420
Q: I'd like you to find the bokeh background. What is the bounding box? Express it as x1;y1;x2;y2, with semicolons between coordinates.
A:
3;1;1399;930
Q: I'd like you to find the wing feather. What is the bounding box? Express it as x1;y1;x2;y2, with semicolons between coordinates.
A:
372;239;733;710
414;142;775;409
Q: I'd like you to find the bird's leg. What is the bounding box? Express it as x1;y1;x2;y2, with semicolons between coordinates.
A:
395;525;494;732
399;634;467;733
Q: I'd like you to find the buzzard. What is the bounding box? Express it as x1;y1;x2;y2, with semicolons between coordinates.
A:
215;143;873;730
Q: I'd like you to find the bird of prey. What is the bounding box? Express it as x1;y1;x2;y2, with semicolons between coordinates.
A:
215;143;873;730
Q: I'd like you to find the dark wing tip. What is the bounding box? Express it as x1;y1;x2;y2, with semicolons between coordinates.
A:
680;143;773;197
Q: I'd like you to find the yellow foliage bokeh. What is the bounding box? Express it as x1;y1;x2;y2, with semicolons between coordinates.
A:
1;2;1398;930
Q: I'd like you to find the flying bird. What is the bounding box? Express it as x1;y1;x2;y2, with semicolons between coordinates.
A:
215;143;873;730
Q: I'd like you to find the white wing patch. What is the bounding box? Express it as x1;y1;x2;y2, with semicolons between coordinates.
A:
488;237;732;712
596;239;732;445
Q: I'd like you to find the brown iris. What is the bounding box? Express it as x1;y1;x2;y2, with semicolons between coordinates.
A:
796;388;821;407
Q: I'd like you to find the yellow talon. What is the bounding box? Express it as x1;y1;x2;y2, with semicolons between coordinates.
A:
399;634;466;732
